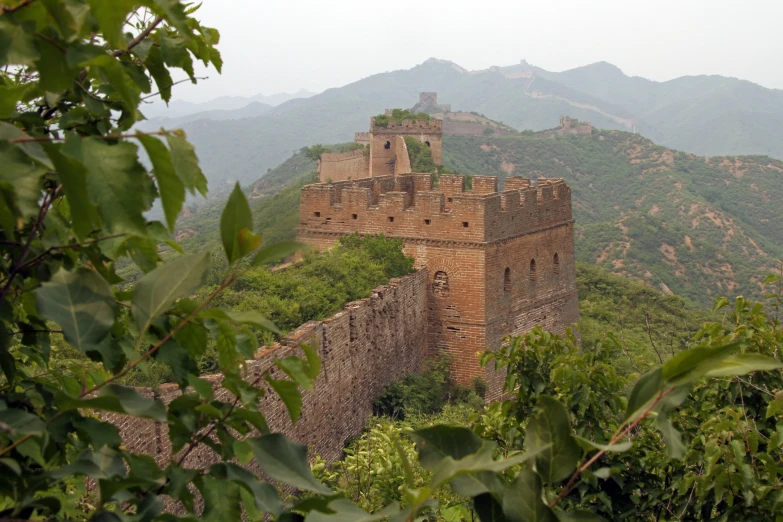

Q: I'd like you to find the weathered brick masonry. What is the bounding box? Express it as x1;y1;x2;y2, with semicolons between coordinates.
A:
298;173;579;398
104;270;429;466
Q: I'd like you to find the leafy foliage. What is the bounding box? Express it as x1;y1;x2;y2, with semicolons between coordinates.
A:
0;4;324;520
374;109;431;128
313;282;783;522
373;355;485;419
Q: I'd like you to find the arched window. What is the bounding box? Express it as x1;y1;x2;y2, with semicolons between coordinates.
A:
433;271;449;298
553;253;560;274
529;259;537;281
384;140;391;149
504;267;511;293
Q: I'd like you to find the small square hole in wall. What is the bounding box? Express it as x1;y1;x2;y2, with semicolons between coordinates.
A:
352;213;358;220
388;216;394;223
462;222;469;228
447;197;453;203
424;219;431;225
314;211;321;217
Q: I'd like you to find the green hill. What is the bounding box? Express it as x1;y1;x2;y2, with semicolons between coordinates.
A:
442;132;783;305
174;129;783;308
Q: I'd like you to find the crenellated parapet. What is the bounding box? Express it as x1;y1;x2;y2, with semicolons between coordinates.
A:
299;174;573;244
370;117;443;135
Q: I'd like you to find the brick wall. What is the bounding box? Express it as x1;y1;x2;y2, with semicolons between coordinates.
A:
318;150;370;182
370;118;442;175
103;270;429;469
298;175;580;397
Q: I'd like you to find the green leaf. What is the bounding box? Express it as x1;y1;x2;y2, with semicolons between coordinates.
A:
201;308;282;335
248;433;332;494
43;142;99;240
86;0;136;49
661;341;743;386
266;376;302;423
155;339;198;388
35;267;116;352
305;499;400;522
160;36;195;78
83;54;141;118
0;408;46;438
35;38;74;92
131;252;210;333
49;446;126;480
252;241;306;266
166;132;207;196
148;0;191;35
56;384;166;421
276;356;316;392
197;475;242;522
525;396;581;484
0;321;14;384
573;436;632;453
144;45;173;103
767;397;783;419
73;417;121;450
625;368;663;421
138;134;184;231
63;136;150;235
0;83;27;118
655;415;685;459
432;441;547;493
208;463;283;516
475;493;508;522
220;182;257;264
0;141;48;221
412;425;482;470
555;510;608;521
0;20;40;65
162;464;198;512
174;320;209;358
703;353;783;377
302;343;321;380
502;469;558;522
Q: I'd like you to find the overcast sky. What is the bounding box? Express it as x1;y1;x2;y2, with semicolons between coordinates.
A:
172;0;783;103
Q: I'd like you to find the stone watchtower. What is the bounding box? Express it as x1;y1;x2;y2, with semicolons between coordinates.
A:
369;117;442;177
297;173;579;396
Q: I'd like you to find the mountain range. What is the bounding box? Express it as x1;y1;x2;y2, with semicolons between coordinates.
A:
141;89;317;119
142;58;783;189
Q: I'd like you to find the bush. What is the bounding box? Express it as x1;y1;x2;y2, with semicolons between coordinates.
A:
372;355;483;418
374;109;431;128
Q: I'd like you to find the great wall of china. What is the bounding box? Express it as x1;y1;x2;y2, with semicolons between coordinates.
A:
107;94;580;474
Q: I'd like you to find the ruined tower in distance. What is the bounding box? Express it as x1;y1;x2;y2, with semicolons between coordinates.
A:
299;99;579;396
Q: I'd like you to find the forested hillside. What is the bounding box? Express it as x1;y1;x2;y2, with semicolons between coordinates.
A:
442;132;783;305
175;130;782;307
150;58;783;189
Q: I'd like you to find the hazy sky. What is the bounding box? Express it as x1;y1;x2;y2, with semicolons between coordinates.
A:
173;0;783;103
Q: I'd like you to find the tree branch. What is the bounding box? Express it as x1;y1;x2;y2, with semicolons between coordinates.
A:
17;234;127;272
0;187;59;304
112;16;163;57
141;76;208;101
550;386;676;508
0;0;36;14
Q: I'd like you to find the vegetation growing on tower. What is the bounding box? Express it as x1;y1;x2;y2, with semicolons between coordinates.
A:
374;109;432;127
